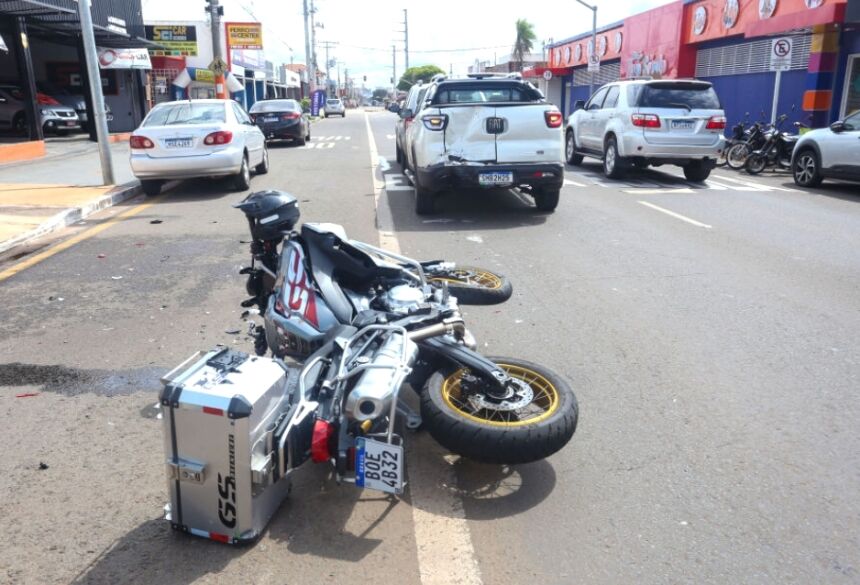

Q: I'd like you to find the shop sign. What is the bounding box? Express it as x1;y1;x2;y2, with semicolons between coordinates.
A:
226;22;263;50
614;32;623;53
97;47;152;70
107;16;127;36
598;35;607;56
575;44;582;62
0;33;7;53
194;69;215;83
759;0;777;19
693;6;708;35
145;25;198;56
231;49;265;70
770;37;793;71
723;0;739;29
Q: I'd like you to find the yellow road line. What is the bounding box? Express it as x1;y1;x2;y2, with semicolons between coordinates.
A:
0;194;166;283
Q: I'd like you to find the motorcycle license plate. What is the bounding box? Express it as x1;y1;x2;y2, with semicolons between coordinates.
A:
478;172;513;186
355;437;403;495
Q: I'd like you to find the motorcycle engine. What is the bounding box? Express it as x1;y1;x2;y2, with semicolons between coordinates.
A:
380;284;426;314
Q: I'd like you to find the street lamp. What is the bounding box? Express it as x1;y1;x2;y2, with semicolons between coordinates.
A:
575;0;598;96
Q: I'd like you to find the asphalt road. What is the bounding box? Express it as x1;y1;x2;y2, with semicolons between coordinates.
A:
1;109;859;585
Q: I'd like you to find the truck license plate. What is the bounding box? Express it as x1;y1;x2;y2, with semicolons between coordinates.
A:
478;172;514;186
355;437;403;495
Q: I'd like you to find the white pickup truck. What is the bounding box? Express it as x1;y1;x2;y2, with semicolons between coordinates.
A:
399;74;564;214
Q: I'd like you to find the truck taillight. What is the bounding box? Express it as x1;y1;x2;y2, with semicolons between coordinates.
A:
544;110;563;128
631;114;661;128
706;115;727;130
130;135;154;149
204;130;233;145
422;114;448;131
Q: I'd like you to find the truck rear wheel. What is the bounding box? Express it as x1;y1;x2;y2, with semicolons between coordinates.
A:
534;187;559;212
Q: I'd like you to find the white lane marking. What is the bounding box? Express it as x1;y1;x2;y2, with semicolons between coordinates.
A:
344;136;352;140
334;135;343;140
386;134;395;139
364;111;483;585
379;156;391;172
638;200;712;229
564;178;586;187
384;174;413;191
703;180;730;191
712;172;798;192
625;188;694;194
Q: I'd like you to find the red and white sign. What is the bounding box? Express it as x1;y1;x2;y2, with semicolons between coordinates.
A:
97;47;152;70
770;37;793;71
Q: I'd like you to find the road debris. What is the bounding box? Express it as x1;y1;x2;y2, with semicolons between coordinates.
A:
149;219;163;225
111;276;123;280
38;462;49;470
15;392;40;398
225;328;241;335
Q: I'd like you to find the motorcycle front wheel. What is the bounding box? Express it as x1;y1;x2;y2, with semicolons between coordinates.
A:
420;357;578;464
726;143;751;170
745;154;767;175
426;266;513;305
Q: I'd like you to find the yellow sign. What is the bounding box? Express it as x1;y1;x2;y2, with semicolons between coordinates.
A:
225;23;263;50
194;69;215;83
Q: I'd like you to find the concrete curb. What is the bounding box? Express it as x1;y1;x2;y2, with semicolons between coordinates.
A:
0;180;141;255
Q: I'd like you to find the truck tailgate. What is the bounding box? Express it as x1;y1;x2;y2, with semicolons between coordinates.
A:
494;104;563;164
438;105;497;162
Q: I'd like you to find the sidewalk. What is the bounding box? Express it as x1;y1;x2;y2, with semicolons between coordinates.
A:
0;139;139;255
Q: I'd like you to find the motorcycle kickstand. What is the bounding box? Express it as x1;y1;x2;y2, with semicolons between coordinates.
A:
396;399;422;431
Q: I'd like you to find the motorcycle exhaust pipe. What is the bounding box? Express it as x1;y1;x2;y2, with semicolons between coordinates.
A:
408;318;477;350
345;333;419;422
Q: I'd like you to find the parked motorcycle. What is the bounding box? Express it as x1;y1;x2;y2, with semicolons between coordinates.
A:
234;190;578;468
744;114;804;175
726;118;769;170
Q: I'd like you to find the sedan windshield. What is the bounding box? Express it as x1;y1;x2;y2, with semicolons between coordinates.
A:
250;100;300;113
144;103;226;126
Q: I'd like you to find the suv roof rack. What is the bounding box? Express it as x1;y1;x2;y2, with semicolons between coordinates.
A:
463;72;524;80
430;73;447;82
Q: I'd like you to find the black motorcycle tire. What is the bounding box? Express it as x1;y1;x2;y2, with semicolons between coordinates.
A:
745;154;767;175
426;266;513;305
420;357;578;464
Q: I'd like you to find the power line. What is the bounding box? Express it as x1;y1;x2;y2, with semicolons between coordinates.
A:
336;43;512;54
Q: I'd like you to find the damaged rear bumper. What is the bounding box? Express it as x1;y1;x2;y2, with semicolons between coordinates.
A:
417;162;564;193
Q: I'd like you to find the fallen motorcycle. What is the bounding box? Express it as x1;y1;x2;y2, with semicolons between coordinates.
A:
159;190;578;544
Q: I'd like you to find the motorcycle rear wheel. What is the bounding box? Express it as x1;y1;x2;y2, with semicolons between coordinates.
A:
426;266;513;305
420;357;578;464
745;154;767;175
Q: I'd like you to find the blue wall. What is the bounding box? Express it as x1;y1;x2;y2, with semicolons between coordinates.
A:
701;69;809;129
832;30;860;122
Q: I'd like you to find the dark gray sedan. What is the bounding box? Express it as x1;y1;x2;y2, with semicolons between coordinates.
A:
249;99;311;145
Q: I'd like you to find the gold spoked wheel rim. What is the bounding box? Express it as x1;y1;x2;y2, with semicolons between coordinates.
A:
441;364;560;427
429;268;502;290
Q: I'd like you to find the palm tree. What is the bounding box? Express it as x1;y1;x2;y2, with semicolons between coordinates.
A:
512;19;536;72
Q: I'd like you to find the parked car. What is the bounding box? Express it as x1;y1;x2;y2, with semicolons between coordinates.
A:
0;84;81;135
37;82;114;132
565;79;726;181
249;99;311;145
391;82;428;169
791;110;860;187
323;98;345;118
129;99;268;196
402;73;564;214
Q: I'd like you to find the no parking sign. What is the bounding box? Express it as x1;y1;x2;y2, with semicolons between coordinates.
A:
770;37;793;71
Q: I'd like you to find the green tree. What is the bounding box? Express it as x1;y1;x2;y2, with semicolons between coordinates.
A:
512;18;536;72
397;65;445;91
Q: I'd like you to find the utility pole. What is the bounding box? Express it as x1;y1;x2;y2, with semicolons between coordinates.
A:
309;0;318;92
319;41;338;93
205;0;227;99
77;0;114;185
403;9;409;71
575;0;598;96
302;0;315;93
392;44;397;92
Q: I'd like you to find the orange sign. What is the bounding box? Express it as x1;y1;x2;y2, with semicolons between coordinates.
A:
225;22;263;50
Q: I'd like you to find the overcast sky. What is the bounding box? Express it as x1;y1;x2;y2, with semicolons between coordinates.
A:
141;0;673;87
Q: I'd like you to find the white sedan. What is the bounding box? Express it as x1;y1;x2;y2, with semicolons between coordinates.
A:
792;110;860;187
130;99;268;196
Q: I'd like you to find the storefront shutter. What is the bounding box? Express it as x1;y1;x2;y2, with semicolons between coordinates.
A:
695;34;810;78
572;62;621;87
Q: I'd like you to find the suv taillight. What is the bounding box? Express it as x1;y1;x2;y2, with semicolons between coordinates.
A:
130;135;154;149
544;110;563;128
204;130;233;145
422;114;448;131
631;114;661;128
706;115;727;130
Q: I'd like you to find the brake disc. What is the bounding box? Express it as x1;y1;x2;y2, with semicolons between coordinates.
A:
468;378;534;412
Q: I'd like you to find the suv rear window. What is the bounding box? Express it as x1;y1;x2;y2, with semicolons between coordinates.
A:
432;83;542;105
635;83;721;110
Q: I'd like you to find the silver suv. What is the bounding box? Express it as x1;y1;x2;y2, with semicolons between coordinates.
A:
565;79;726;181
